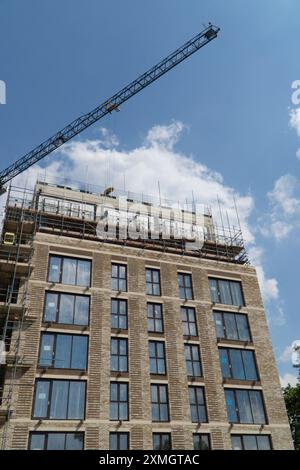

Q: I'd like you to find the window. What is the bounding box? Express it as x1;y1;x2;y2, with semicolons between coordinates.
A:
193;434;210;450
219;348;258;381
33;380;86;420
39;333;88;370
29;432;84;450
48;255;91;287
109;432;129;450
209;278;244;306
231;435;272;450
147;303;163;333
151;384;169;422
43;292;90;326
181;307;198;336
225;389;266;424
189;386;207;423
111;264;127;291
146;269;161;296
214;311;250;342
111;338;128;372
149;341;166;375
110;382;129;421
153;433;172;450
39;196;95;221
111;299;128;330
185;344;202;377
178;273;193;299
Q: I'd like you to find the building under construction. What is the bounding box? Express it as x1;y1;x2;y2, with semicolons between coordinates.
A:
0;178;293;450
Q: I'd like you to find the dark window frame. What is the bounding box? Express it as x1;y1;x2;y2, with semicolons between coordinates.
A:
47;255;92;287
109;432;130;450
152;433;172;450
149;340;167;375
111;337;128;373
219;347;259;381
110;381;129;421
28;431;84;450
146;268;161;296
32;379;86;420
38;332;89;370
209;278;245;306
185;343;202;378
111;263;127;292
151;384;170;422
193;433;211;450
189;386;208;423
111;298;128;330
231;434;272;450
181;306;198;337
43;291;90;326
225;388;267;425
178;272;193;300
147;303;164;333
213;311;251;342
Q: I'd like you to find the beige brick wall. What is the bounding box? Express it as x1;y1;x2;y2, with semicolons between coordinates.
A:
0;232;293;450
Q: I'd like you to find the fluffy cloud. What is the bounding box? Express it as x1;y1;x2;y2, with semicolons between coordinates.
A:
1;121;280;320
290;108;300;138
280;373;298;387
279;343;293;363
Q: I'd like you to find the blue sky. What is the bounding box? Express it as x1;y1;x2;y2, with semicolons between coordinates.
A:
1;0;300;383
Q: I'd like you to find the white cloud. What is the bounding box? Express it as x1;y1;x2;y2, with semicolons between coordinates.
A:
279;344;293;363
280;373;298;387
290;108;300;138
268;174;300;215
146;121;185;150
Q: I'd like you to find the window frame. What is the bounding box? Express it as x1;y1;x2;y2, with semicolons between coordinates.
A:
181;306;198;337
38;332;89;371
110;381;129;421
47;255;92;287
225;388;267;425
111;263;127;292
111;298;128;330
213;311;251;342
28;432;84;450
111;337;128;373
231;434;272;450
193;433;211;450
178;272;193;300
146;268;161;296
43;291;90;326
149;340;167;375
184;343;202;378
147;303;164;333
219;347;259;381
152;433;172;450
151;384;170;422
109;432;130;450
188;386;208;423
32;379;86;420
209;278;245;306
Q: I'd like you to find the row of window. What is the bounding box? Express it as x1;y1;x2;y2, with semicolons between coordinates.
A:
28;431;272;450
48;255;245;306
32;379;267;425
38;330;258;382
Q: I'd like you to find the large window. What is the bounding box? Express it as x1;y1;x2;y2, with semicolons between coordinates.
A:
109;432;129;450
43;292;90;326
147;303;163;333
110;382;129;421
181;307;198;336
39;333;88;370
111;338;128;372
219;348;258;381
29;432;84;450
185;344;202;378
189;386;207;423
153;433;172;450
209;278;244;306
225;389;266;424
111;264;127;292
48;255;91;287
193;434;210;450
146;269;161;296
39;196;95;221
151;384;169;422
111;299;128;330
178;273;193;300
231;434;272;450
149;341;166;375
33;380;86;420
214;311;250;342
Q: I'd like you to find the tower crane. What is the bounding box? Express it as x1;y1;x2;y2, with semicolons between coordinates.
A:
0;24;220;193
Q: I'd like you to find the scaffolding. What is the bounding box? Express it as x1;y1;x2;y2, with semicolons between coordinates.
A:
0;184;37;449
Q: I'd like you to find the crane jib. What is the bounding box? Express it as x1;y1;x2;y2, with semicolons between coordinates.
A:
0;25;220;189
